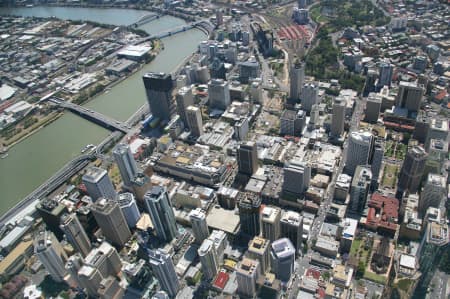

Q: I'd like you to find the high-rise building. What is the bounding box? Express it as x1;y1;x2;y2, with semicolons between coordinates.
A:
82;167;117;201
345;131;373;176
377;61;393;88
270;238;295;282
280;211;303;252
289;59;305;104
395;81;424;114
371;139;384;188
236;258;260;298
282;159;311;196
198;239;219;281
419;174;446;216
36;198;68;240
398;145;428;193
280;109;306;136
143;72;175;122
208;79;230;110
424;139;448;177
148;249;180;298
331;97;346;137
238;192;261;237
175;86;194;126
91;198;131;247
334;174;352;203
207;230;228;265
237;141;259;176
216;9;223;26
34;231;68;282
247;236;270;274
300;83;319;113
118;193;141;229
97;276;125;299
425;118;449;150
189;208;209;244
65;253;84;288
239;60;260;84
113;143;138;188
144;186;178;242
349;166;372;214
365;93;382;123
261;206;281;242
60;213;91;257
217;186;239;210
185;106;203;137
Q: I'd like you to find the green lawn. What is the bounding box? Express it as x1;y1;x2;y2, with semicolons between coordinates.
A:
364;271;386;284
381;163;399;189
397;278;414;292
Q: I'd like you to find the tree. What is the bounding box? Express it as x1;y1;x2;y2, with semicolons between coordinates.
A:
356;261;365;279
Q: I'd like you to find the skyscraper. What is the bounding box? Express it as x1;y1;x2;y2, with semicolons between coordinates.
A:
345;131;373;176
143;72;175;122
371;139;384;188
261;206;281;242
270;238;295;282
289;59;305;104
208;79;230;110
236;258;260;298
118;193;141;229
60;213;91;257
300;83;319;113
280;211;303;252
331;97;346;137
238;192;261;237
35;230;68;282
144;186;178;242
198;239;219;281
175;86;194;127
65;253;84;288
247;236;270;274
425;118;449;150
282;159;311;196
207;230;228;265
148;249;180;298
349;166;372;214
419;174;446;216
395;81;424;114
189;208;209;244
82;167;117;201
113;143;138;188
365;93;382;123
90;198;131;247
377;61;393;88
398;145;428;193
186;106;203;137
37;198;68;240
237;141;259;176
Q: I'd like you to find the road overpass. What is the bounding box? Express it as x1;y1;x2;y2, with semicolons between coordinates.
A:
48;97;130;133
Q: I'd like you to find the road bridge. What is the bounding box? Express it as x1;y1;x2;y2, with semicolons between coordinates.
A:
129;13;162;27
48;97;130;133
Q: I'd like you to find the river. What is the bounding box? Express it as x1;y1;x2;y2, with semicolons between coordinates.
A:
0;6;206;216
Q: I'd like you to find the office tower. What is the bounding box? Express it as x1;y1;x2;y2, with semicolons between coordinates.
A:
208;230;228;265
216;9;223;26
280;109;306;136
118;193;141;229
236;258;260;298
365;93;382;123
289;59;304;104
413;111;430;143
78;242;122;297
36;198;68;240
395;81;424;114
282;159;311;196
413;55;427;72
208;79;230;110
398;146;428;193
144;186;178;242
247;236;270;274
419;174;446;216
198;239;219;281
76;206;98;236
65;253;84;288
270;238;295;282
217;186;239;210
112;143;138;188
186;106;203;137
293;7;309;24
239;60;260;84
331;97;346;137
91;198;131;247
238;192;261;237
345;131;373;176
377;61;393;88
261;206;281;242
60;213;91;257
371;139;384;188
131;172;152;203
280;211;303;252
250;81;263;104
425;139;448;176
82;167;117;201
34;231;68;282
298;0;307;8
363;69;378;96
349;166;372;214
189;208;209;244
175;86;194;126
334;174;352;203
237;141;259;176
300;83;319;113
148;249;180;298
97;276;125;299
143;72;175;122
425;118;449;149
